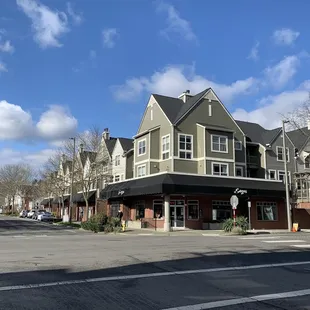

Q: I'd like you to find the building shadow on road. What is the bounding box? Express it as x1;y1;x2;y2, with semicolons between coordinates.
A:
1;249;310;288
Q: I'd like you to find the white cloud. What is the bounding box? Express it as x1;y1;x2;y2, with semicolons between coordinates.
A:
273;28;300;46
232;81;310;129
102;28;118;48
247;41;259;61
36;105;77;140
0;62;7;72
0;148;57;167
66;2;83;25
89;49;96;60
157;2;197;43
113;65;257;103
0;101;77;142
263;55;300;89
16;0;69;48
0;40;14;53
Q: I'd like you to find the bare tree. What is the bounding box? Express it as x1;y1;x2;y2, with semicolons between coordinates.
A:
283;93;310;133
0;164;34;214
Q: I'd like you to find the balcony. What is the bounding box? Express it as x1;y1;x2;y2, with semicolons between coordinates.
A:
246;155;260;168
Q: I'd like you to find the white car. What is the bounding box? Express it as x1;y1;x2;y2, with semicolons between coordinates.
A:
27;210;36;218
37;212;54;222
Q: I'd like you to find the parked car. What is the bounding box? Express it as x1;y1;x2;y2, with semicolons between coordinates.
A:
27;210;36;218
37;212;54;222
19;210;28;218
33;210;46;220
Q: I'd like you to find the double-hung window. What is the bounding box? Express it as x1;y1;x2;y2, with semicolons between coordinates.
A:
115;155;120;166
137;164;146;177
138;139;146;156
179;134;192;159
276;146;289;162
162;135;170;159
212;162;229;176
212;135;228;153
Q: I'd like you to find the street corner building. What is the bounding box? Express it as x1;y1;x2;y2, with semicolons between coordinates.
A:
100;172;287;231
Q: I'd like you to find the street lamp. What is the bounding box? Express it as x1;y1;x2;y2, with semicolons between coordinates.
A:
282;120;292;232
69;137;76;224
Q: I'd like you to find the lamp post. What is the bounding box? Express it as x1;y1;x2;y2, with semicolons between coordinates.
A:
69;137;76;224
282;120;292;232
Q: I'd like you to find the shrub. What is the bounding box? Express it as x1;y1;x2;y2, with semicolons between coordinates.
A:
223;216;248;234
81;212;109;233
104;217;121;233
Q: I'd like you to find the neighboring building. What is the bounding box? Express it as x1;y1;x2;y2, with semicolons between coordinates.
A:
101;88;287;231
111;137;134;182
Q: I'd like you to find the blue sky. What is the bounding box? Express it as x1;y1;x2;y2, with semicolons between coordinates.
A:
0;0;310;166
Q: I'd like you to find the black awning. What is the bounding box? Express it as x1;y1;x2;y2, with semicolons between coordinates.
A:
41;198;53;205
100;175;166;199
52;195;70;203
163;174;286;198
101;173;286;200
73;191;96;203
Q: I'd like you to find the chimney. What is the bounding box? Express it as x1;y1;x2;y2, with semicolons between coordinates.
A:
79;143;84;153
178;90;191;103
102;128;110;140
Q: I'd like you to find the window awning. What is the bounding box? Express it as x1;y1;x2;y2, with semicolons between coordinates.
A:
100;173;286;200
52;195;70;203
40;198;53;205
73;190;96;203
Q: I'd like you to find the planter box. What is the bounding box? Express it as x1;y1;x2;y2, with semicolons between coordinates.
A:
203;222;223;230
127;220;142;229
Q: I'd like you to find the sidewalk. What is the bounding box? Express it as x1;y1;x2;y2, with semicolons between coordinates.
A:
120;228;310;236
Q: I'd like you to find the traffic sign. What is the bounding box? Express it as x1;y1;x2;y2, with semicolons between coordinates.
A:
230;195;239;209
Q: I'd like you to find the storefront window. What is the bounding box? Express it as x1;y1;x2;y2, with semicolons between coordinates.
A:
110;203;119;217
257;202;277;221
212;200;231;222
187;200;199;220
153;200;164;219
135;201;145;220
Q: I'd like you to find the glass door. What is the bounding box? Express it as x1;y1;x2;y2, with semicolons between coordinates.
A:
175;206;184;228
170;206;185;228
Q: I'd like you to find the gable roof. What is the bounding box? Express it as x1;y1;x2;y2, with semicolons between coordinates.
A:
118;138;133;152
286;127;310;151
152;89;210;125
105;138;117;156
236;120;281;145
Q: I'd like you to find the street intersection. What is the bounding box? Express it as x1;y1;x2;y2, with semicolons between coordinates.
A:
1;216;310;309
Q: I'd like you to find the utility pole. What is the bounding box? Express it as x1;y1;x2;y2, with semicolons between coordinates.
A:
69;137;76;224
282;120;292;232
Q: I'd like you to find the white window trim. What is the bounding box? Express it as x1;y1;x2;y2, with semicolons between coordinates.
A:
211;134;228;153
137;164;146;177
234;140;242;151
162;134;170;160
208;104;212;116
150;108;153;121
235;166;244;177
268;169;277;180
178;133;193;160
114;154;120;166
278;170;291;183
211;162;229;176
114;175;120;182
276;146;289;162
305;155;310;169
137;139;146;157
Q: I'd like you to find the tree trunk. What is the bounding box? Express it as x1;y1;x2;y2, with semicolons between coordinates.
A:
12;195;15;215
85;199;89;221
61;196;65;220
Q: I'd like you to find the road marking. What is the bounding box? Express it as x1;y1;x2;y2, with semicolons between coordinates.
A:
292;244;310;248
138;233;154;236
0;261;310;292
239;236;279;240
262;240;306;243
161;288;310;309
202;234;220;236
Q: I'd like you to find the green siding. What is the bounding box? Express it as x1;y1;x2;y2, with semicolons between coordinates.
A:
205;129;234;159
174;159;197;173
125;153;133;179
134;133;149;163
150;129;160;159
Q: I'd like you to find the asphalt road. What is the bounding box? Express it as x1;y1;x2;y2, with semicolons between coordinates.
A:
1;216;310;309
